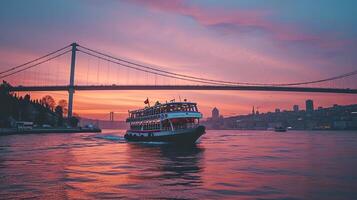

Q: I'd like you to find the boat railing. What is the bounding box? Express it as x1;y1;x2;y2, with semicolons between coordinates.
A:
129;104;198;119
127;111;199;121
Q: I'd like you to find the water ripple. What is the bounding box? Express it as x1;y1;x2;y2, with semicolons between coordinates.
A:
1;130;357;199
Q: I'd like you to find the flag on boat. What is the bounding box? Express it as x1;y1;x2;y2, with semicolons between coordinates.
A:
144;98;149;104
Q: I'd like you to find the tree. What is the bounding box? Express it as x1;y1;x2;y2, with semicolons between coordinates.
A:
41;95;56;110
55;105;63;118
58;99;68;116
69;117;79;127
24;94;31;102
55;105;64;126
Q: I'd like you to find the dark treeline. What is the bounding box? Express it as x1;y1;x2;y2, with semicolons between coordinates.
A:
0;81;78;128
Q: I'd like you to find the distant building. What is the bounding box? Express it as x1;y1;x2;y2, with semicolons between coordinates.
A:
204;107;224;129
293;105;299;112
306;99;314;112
212;107;219;120
275;108;280;113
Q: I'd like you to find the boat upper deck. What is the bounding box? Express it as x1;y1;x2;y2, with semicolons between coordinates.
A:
127;102;199;121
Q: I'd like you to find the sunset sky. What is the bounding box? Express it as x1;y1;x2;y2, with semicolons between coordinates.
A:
1;0;357;120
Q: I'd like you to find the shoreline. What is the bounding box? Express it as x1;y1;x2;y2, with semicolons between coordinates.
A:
0;127;101;135
205;128;357;131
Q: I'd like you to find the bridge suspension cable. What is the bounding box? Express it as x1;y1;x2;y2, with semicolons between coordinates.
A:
78;45;357;87
0;44;71;78
79;45;246;86
0;49;71;79
78;49;226;85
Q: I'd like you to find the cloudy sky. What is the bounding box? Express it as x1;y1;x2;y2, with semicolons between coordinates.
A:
1;0;357;119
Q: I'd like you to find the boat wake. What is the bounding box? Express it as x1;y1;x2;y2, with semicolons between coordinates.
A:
94;134;126;143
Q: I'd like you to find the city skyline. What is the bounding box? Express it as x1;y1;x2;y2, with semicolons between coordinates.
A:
1;0;357;120
211;99;352;119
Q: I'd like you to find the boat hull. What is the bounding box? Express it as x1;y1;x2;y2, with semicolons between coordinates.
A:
124;126;205;144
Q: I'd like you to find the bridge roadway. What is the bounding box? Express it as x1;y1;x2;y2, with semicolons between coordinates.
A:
8;85;357;94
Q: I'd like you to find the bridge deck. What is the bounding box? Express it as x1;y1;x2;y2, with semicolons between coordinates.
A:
8;85;357;94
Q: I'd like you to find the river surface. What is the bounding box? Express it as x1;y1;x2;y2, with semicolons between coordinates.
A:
1;130;357;200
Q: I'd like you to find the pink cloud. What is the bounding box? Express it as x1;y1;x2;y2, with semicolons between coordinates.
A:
128;0;343;49
96;16;325;83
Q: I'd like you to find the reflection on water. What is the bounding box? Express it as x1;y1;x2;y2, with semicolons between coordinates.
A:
1;130;357;199
127;143;204;182
123;143;205;199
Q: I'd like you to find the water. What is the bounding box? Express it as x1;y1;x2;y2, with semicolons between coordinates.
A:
1;130;357;200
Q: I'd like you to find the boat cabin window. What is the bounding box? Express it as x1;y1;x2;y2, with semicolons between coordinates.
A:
170;118;199;130
130;120;161;131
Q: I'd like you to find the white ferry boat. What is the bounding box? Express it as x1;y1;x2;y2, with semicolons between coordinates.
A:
125;100;205;144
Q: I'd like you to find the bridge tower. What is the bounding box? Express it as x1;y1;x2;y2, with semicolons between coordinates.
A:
68;42;78;118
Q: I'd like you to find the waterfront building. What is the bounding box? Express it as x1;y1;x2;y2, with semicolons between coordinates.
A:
306;99;314;112
293;105;299;112
212;107;219;120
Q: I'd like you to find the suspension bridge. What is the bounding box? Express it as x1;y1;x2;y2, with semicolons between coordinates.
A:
1;42;357;118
